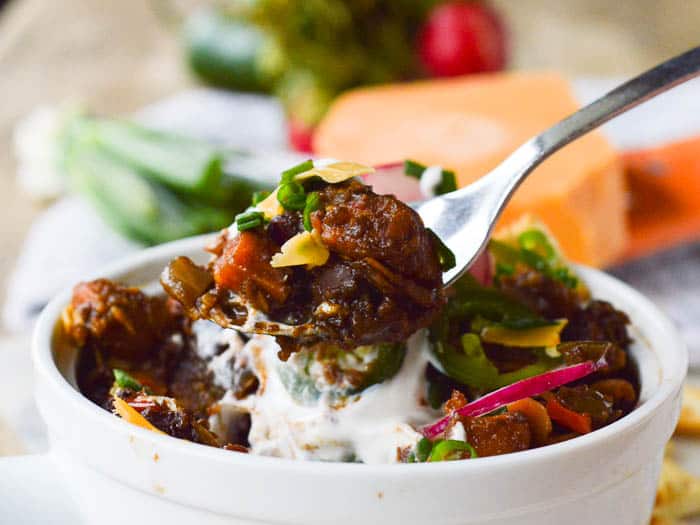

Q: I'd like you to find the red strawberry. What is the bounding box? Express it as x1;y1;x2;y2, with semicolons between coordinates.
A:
418;1;508;77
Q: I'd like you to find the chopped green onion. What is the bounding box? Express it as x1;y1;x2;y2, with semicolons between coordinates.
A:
236;210;265;231
404;159;426;178
281;159;313;183
302;192;320;231
113;369;143;391
251;190;270;206
435;170;457;195
428;229;456;271
518;230;555;260
428;439;478;461
552;267;578;288
415;437;433;462
277;181;307;211
404;159;457;195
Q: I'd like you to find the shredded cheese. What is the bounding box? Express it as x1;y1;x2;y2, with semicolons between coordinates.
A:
112;397;165;434
256;188;283;219
270;230;329;268
295;161;374;184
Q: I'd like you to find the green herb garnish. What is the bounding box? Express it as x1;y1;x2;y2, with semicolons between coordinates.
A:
303;191;320;231
277;180;307;211
113;369;144;391
404;159;426;178
281;159;313;182
404;159;457;195
236;210;266;231
251;190;270;206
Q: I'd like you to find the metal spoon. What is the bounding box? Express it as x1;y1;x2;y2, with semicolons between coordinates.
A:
413;46;700;286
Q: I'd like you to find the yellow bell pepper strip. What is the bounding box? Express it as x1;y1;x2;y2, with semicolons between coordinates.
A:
481;319;568;348
112;397;165;435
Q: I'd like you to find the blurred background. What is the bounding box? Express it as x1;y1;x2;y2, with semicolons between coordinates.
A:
2;1;700;519
2;0;700;297
0;0;699;285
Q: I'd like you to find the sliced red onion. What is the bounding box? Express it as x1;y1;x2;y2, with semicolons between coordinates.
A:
468;250;493;286
422;358;606;439
363;162;423;202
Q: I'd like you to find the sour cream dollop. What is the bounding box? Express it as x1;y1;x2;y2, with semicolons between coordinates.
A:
204;326;437;464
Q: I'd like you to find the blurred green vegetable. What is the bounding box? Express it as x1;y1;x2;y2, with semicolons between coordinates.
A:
184;7;283;92
185;1;443;128
59;114;272;244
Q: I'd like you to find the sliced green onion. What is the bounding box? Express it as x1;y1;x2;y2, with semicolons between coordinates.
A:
428;439;478;461
302;192;320;231
428;229;456;271
436;170;457;194
277;181;307;211
113;369;143;391
281;159;313;183
404;159;426;178
251;190;270;206
404;159;457;195
236;210;265;231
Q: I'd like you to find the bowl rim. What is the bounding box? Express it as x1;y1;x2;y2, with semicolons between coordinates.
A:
32;234;688;476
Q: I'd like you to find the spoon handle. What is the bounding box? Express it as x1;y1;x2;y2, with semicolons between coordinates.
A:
487;45;700;202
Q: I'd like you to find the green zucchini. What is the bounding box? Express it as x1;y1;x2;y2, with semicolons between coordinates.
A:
184;8;283;93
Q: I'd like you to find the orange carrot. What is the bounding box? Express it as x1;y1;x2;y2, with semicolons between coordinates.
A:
546;397;592;435
622;136;700;261
507;397;552;445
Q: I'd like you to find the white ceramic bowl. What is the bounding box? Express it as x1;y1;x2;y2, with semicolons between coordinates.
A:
15;236;689;524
